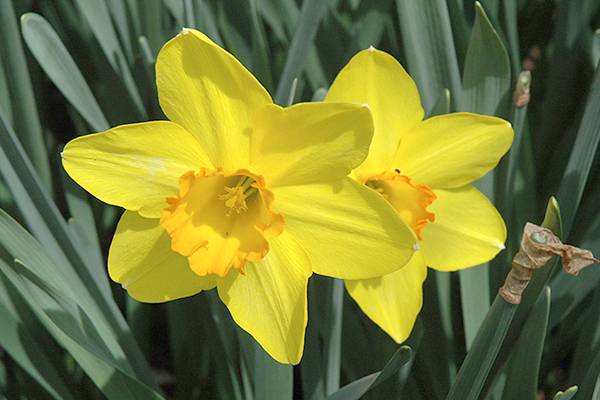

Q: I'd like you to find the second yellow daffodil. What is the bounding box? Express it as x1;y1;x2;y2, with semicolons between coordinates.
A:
326;48;513;343
61;30;417;364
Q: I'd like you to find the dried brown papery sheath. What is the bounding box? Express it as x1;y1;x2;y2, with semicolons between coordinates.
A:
499;223;598;304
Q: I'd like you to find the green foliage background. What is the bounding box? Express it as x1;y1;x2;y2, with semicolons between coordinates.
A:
0;0;599;399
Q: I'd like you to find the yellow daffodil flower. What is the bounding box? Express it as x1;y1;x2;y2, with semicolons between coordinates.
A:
325;48;513;343
61;30;417;364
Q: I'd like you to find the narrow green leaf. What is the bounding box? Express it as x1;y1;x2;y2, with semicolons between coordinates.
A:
253;345;292;400
0;207;163;398
193;0;223;45
493;71;530;292
0;102;115;305
353;0;393;51
0;47;12;125
166;297;215;400
548;221;600;330
592;30;600;67
125;298;153;358
324;279;344;395
287;78;299;106
273;0;328;104
0;278;75;400
429;88;451;117
501;287;551;400
235;329;255;400
566;287;600;387
537;0;590;180
413;271;455;398
183;0;195;27
74;0;146;119
462;1;511;115
205;291;246;400
0;109;156;387
446;296;518;400
0;258;164;400
502;0;522;75
105;0;134;63
257;0;326;91
0;360;6;396
300;277;327;400
499;72;530;215
396;0;462;111
256;0;290;43
0;108;102;299
64;186;107;300
445;0;470;64
460;170;492;343
556;58;600;236
216;2;253;68
447;197;561;400
326;346;412;400
21;13;110;132
163;0;184;25
459;265;491;349
0;0;51;189
458;1;511;351
141;0;164;54
138;35;156;65
477;197;562;397
249;0;273;91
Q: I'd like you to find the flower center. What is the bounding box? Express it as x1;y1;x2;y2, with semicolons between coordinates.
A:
160;168;284;277
366;171;436;240
218;175;257;215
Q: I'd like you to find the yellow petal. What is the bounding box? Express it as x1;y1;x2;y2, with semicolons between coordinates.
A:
421;185;506;271
250;102;373;186
325;48;424;179
345;252;427;343
62;121;213;218
272;178;417;280
156;28;272;169
217;232;310;364
108;211;216;303
394;113;513;189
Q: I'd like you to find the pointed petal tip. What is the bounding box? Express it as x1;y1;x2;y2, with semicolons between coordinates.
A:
178;27;193;36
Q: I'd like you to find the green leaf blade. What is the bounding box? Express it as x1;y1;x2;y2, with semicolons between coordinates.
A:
501;287;551;400
21;13;110;132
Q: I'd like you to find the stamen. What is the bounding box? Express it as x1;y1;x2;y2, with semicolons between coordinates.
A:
218;175;259;215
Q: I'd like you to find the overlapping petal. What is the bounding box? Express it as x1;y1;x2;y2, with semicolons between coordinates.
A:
421;185;506;271
272;178;417;280
108;211;216;302
62;121;213;218
156;28;272;169
217;232;310;364
393;113;513;189
345;252;427;343
326;48;424;180
250;102;373;186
